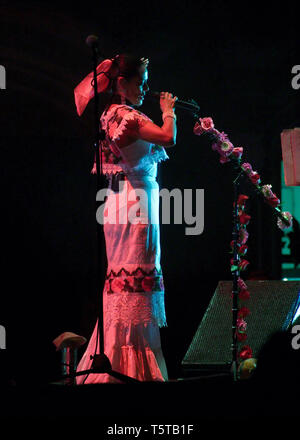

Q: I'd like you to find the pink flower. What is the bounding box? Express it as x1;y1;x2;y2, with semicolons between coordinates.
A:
260;184;280;206
241;163;253;174
194;117;214;135
193;122;204;136
218;131;229;142
200;117;214;131
242;162;261;184
238;277;248;291
212;140;234;159
237;318;247;332
261;184;273;198
219;156;231;164
239;228;249;245
277;211;293;231
220;140;234;156
208;127;220;138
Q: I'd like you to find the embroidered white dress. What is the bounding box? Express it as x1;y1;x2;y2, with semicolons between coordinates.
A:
76;104;169;383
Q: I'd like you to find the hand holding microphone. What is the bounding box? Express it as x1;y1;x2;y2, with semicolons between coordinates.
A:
148;91;200;117
160;92;178;123
160;92;178;112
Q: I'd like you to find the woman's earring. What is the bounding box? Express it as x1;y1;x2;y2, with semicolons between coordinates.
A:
121;95;126;105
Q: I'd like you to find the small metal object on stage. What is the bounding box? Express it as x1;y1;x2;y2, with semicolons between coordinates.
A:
53;332;87;385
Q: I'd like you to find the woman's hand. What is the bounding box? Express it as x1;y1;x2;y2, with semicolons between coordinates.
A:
160;91;178;113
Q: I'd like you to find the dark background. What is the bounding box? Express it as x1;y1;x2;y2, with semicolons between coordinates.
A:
0;1;299;383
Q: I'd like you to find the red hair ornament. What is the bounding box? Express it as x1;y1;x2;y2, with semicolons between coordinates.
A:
74;58;119;116
74;56;149;116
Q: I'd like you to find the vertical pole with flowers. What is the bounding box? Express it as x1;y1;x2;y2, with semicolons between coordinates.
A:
193;116;293;380
230;165;244;380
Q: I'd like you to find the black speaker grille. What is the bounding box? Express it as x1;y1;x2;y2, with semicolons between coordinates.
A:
182;280;300;368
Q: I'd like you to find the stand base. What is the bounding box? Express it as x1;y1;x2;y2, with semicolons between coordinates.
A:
56;352;142;384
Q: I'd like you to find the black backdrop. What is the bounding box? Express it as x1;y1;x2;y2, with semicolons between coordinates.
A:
0;1;299;383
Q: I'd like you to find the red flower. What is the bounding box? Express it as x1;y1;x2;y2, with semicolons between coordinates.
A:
141;276;155;292
193;121;204;136
230;242;248;256
231;147;243;159
239;289;250;300
237;194;249;206
239;213;251;225
239;244;248;256
239;259;250;271
237;332;247;342
249;172;261;185
265;195;280;208
238;345;253;360
238;307;250;318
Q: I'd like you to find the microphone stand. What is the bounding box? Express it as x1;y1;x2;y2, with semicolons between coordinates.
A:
61;38;140;384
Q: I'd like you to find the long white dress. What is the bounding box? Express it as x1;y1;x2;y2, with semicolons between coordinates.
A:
76;104;169;383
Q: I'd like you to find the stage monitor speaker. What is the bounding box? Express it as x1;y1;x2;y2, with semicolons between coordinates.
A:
182;280;300;375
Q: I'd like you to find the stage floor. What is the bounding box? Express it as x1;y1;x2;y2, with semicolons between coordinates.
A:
0;374;298;426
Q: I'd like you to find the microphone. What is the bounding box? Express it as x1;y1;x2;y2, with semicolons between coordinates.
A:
147;91;200;115
85;35;105;58
85;34;99;48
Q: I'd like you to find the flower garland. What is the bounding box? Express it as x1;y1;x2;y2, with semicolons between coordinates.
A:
194;117;293;230
193;117;293;363
231;194;252;359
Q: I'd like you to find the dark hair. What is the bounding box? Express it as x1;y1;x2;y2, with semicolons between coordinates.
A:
112;53;145;82
106;53;145;106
